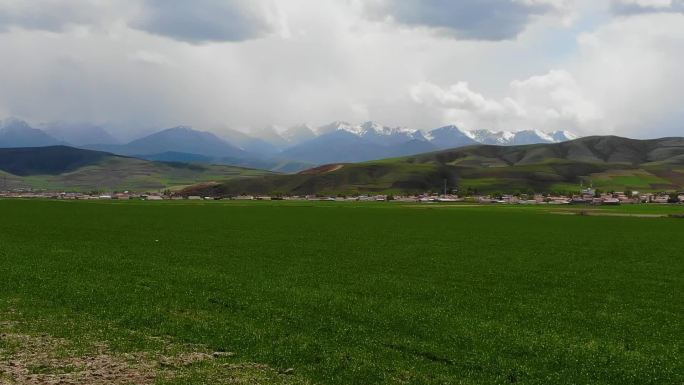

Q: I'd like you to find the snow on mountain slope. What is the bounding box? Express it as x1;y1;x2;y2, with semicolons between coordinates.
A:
469;129;516;145
299;121;576;151
426;126;578;148
358;121;426;145
550;130;578;142
425;125;478;149
508;129;556;145
315;121;361;136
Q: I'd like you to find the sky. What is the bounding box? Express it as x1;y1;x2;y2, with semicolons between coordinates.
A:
0;0;682;140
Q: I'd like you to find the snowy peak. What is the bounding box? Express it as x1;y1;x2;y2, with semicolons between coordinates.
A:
468;129;516;145
357;121;426;144
550;130;578;142
425;125;478;149
427;126;578;148
280;121;576;150
425;125;472;140
509;129;554;145
316;121;360;136
315;121;419;138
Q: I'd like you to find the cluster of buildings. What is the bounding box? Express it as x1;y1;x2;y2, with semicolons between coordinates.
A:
1;189;683;205
0;190;167;200
474;191;683;205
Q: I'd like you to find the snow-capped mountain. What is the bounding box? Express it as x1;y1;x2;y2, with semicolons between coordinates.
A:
276;122;579;165
425;125;478;149
313;121;426;144
427;126;579;149
0;116;580;172
468;129;516;145
281;121;437;164
357;121;427;145
315;121;361;136
549;130;578;142
507;129;556;145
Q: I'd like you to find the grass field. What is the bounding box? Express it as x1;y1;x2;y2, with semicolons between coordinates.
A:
0;200;682;384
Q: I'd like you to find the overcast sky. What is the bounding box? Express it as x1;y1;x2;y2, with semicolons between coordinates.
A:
0;0;682;139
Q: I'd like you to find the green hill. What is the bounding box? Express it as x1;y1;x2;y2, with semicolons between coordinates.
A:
0;146;273;191
184;136;684;196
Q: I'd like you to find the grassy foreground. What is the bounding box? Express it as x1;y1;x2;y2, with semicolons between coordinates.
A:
0;200;682;384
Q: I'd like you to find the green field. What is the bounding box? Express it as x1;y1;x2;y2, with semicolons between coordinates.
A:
0;200;682;384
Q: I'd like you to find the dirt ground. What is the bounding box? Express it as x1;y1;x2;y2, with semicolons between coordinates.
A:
0;317;303;385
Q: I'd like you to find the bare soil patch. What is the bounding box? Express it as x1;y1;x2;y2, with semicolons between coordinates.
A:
297;164;345;175
0;315;305;385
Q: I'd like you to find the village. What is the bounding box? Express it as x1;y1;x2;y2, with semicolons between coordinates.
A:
1;188;682;205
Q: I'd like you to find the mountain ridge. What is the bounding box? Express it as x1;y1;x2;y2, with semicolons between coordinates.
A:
182;136;684;196
2;117;581;171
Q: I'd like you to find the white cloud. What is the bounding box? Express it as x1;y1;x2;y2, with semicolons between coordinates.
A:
410;70;602;133
510;70;602;127
574;12;684;137
0;0;680;139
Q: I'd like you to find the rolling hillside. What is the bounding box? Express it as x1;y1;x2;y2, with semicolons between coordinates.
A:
0;146;273;191
183;136;684;196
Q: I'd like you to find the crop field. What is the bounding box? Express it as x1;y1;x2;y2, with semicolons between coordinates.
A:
0;200;682;384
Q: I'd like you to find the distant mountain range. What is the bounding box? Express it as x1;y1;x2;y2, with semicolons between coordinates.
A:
40;122;120;146
2;136;682;194
0;119;64;148
183;136;684;196
1;118;578;172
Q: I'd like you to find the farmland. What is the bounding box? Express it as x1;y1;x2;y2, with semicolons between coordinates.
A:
0;200;682;384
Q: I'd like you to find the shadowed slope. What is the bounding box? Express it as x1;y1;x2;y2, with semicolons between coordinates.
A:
0;146;273;191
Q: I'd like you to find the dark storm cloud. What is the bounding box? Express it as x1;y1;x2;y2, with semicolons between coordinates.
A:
367;0;555;41
612;0;684;15
130;0;274;44
0;1;103;33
